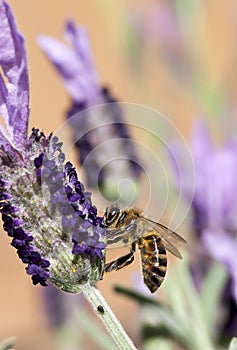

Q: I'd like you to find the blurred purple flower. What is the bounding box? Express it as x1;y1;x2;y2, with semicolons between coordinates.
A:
203;229;237;301
203;228;237;338
42;283;85;328
170;119;237;337
127;1;190;78
38;21;100;106
171;120;237;234
38;21;142;193
0;1;106;291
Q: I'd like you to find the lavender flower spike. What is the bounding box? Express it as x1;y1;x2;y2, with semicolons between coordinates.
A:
0;1;106;292
170;119;237;338
170;120;237;232
38;21;100;106
38;20;142;193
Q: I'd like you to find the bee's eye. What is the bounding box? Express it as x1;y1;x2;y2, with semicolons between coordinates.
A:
106;207;120;224
118;211;127;224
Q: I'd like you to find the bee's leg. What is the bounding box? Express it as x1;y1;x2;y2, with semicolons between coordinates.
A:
104;252;134;273
131;241;136;253
103;243;136;275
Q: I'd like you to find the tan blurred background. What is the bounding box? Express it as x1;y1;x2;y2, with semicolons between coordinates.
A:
1;0;237;349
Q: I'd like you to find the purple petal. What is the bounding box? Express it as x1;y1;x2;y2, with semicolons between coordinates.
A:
0;73;18;154
190;120;213;205
65;20;96;71
168;138;195;202
203;229;237;303
204;146;237;228
0;73;8;119
169;119;237;230
171;119;212;200
0;124;16;155
38;21;100;106
0;0;29;148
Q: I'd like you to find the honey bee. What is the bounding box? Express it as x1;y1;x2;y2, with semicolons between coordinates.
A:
102;206;187;293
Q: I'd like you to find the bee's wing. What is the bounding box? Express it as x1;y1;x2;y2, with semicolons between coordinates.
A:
140;217;187;259
160;236;183;259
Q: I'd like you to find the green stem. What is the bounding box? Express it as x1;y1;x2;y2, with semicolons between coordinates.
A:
0;338;15;350
82;284;138;350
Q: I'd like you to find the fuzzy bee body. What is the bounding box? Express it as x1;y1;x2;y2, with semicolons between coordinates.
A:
138;233;167;293
102;206;186;293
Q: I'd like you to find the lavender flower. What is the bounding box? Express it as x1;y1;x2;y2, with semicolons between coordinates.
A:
170;119;237;337
171;120;237;233
127;2;190;79
38;21;142;193
0;0;106;292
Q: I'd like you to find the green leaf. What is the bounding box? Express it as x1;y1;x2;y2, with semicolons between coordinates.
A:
143;337;173;350
114;284;190;348
74;309;118;350
229;338;237;350
164;257;216;350
114;285;163;307
200;261;227;335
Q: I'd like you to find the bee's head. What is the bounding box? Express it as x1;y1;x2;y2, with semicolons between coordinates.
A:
102;205;121;228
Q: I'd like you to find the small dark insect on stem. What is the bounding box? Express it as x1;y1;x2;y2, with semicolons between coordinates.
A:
97;305;105;314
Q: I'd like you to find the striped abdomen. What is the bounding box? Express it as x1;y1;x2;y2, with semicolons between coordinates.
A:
138;233;167;293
